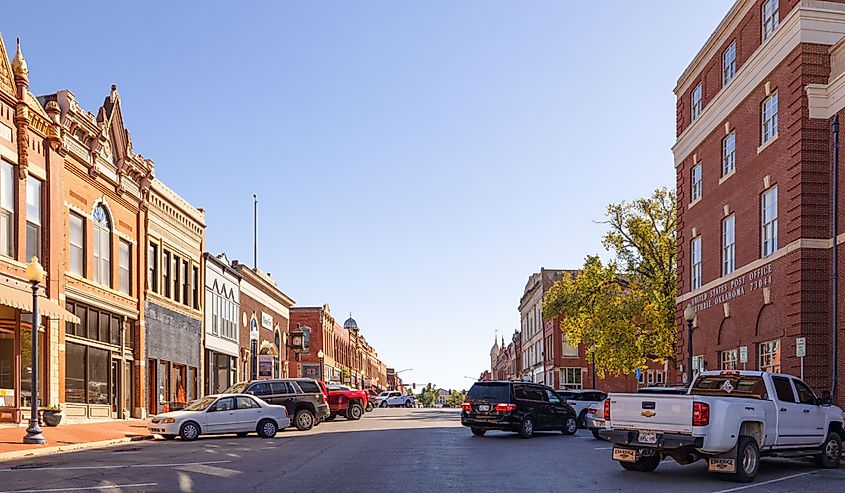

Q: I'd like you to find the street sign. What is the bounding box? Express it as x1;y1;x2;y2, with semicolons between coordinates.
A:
635;368;641;380
739;346;748;364
796;337;806;358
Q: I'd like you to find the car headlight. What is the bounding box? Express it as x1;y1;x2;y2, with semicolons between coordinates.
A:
162;418;176;424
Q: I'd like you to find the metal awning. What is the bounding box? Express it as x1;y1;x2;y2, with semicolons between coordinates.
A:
0;285;80;323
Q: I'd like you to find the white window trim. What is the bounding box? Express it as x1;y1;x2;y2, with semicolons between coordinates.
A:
691;236;702;290
722;214;736;276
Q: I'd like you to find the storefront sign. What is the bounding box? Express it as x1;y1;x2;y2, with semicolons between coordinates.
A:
257;355;275;380
689;264;773;314
261;312;273;330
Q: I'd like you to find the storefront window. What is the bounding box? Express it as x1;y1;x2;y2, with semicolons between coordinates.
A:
0;329;13;407
65;342;86;403
87;347;108;405
19;321;46;408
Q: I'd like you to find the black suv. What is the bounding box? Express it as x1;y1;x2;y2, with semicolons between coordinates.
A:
225;378;330;431
461;381;578;438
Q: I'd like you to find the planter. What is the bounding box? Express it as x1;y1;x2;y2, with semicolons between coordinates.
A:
42;410;63;427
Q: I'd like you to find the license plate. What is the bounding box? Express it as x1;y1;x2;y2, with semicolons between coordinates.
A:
612;447;637;463
478;405;490;412
708;458;736;473
638;431;658;444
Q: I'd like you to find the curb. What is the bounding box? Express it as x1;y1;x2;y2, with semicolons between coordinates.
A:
0;434;156;463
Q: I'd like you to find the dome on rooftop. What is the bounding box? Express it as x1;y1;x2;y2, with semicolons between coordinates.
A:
343;314;358;330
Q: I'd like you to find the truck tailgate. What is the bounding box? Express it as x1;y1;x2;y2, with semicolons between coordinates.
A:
609;393;694;434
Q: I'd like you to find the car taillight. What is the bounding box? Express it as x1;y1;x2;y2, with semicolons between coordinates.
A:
603;399;611;421
461;402;472;411
693;401;710;426
495;403;516;413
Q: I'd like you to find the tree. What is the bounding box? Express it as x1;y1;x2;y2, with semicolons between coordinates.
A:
543;188;676;377
445;390;466;408
417;384;440;408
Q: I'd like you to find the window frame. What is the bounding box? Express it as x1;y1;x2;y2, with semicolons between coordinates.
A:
762;91;778;144
723;40;737;86
559;367;583;390
758;339;781;372
691;236;702;290
92;205;112;287
69;212;85;276
761;186;778;257
720;349;738;370
722;214;736;275
119;239;131;295
722;131;736;176
762;0;779;41
0;160;14;258
691;162;702;202
25;176;42;262
691;83;703;121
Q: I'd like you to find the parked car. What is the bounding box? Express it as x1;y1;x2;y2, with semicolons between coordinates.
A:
585;398;608;440
461;380;578;439
325;384;369;421
601;370;844;483
225;378;330;431
147;393;290;441
375;391;414;408
557;389;607;428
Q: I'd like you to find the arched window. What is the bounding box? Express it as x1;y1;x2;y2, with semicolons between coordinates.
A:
92;205;111;285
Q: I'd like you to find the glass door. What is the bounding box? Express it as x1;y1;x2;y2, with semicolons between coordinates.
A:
110;359;120;418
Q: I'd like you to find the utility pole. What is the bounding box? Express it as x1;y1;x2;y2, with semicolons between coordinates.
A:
253;194;258;269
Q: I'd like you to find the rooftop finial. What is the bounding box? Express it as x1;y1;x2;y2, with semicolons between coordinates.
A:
12;37;27;78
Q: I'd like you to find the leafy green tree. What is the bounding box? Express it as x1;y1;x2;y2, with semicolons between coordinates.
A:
543;188;676;377
445;390;466;407
418;384;440;407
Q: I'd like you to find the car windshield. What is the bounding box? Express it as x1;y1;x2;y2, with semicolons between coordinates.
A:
467;383;509;402
223;382;250;394
183;396;217;411
378;392;389;397
690;375;767;400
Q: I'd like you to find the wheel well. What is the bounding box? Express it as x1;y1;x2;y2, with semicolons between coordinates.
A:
828;421;845;441
295;403;316;415
256;417;274;431
181;420;202;434
739;421;764;447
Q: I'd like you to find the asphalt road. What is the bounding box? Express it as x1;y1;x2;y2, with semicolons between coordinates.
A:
0;408;841;492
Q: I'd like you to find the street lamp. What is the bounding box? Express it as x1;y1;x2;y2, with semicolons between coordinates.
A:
317;349;324;382
23;257;45;445
684;303;696;384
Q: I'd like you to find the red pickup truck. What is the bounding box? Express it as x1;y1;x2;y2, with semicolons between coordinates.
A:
324;384;369;421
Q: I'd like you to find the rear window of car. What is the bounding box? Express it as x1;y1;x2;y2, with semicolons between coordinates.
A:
467;383;510;402
690;375;767;400
298;380;321;394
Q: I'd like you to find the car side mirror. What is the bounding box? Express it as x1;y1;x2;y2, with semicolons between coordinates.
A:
818;390;832;406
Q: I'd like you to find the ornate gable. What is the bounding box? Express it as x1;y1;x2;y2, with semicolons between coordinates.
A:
0;34;14;98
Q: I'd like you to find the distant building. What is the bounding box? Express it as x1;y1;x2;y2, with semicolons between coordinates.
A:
519;269;571;385
203;253;240;394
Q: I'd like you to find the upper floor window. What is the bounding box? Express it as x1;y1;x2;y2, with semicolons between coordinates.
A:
192;266;199;309
162;250;171;298
92;205;111;286
691;83;703;121
691;236;702;290
762;91;778;144
69;212;85;276
25;177;41;262
723;41;737;86
722;131;736;176
0;161;14;257
173;254;181;303
148;243;158;293
761;186;778;256
119;240;131;295
762;0;779;41
181;260;189;306
722;214;736;275
691;162;702;202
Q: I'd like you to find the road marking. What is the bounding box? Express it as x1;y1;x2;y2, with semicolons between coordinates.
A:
710;471;815;493
594;447;613;450
0;460;231;472
0;483;158;492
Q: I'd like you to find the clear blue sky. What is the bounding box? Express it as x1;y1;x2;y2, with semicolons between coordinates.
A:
5;1;733;391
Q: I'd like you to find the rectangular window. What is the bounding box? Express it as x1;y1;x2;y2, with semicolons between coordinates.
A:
87;346;108;405
691;162;702;202
560;368;583;390
762;0;779;41
762;186;778;257
691;83;703;121
65;342;86;404
722;131;736;176
561;334;578;357
119;240;131;295
163;250;171;298
69;213;85;276
182;260;189;306
723;40;737;85
691;236;702;290
25;177;41;262
692;355;705;373
0;161;14;257
173;255;180;302
759;340;780;372
722;214;735;275
720;349;738;370
192;266;199;309
762;91;778;144
148;243;158;293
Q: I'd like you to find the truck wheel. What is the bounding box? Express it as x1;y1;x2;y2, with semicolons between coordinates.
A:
518;416;535;439
324;414;336;422
729;436;759;483
404;400;412;408
380;401;388;408
365;402;373;412
562;417;578;435
816;432;842;469
471;427;486;437
346;403;363;420
294;409;315;431
577;410;587;428
591;429;601;440
620;452;660;472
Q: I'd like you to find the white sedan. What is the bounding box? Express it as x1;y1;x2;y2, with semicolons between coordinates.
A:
148;393;290;441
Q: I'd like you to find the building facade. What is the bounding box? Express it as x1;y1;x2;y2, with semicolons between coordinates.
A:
234;261;293;382
519;268;570;385
203;253;239;395
675;0;845;400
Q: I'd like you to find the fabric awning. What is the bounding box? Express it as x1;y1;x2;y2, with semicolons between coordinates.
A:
0;285;80;323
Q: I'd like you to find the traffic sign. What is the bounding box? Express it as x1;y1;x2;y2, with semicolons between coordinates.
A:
739;346;748;364
796;337;806;358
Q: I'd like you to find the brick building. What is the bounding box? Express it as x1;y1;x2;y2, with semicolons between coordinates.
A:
519;268;570;384
675;0;845;400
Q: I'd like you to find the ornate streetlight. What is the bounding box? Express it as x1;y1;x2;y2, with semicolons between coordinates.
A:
317;349;324;382
684;303;696;384
23;257;45;445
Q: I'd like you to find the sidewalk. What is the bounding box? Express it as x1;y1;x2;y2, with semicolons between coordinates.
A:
0;419;154;461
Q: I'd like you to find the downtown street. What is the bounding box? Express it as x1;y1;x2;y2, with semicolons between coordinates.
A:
0;408;842;493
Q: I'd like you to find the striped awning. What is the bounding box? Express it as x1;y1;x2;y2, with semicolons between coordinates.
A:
0;285;80;323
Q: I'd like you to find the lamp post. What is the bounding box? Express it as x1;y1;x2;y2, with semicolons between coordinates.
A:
23;257;45;445
684;304;696;384
317;349;324;382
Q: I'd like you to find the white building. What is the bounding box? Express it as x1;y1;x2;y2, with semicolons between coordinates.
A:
203;253;240;394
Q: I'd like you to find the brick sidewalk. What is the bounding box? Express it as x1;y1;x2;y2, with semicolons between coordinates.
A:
0;419;153;461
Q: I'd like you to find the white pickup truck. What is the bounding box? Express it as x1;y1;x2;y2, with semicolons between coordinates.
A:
599;370;844;483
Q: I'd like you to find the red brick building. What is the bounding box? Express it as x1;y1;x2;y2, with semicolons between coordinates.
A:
675;0;845;401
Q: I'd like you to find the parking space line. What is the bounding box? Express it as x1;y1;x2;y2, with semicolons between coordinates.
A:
710;471;815;493
0;460;231;473
0;483;158;492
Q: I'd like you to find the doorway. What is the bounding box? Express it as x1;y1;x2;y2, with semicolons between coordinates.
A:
110;359;120;418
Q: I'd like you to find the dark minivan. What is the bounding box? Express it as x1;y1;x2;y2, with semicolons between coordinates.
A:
225;378;330;431
461;381;578;438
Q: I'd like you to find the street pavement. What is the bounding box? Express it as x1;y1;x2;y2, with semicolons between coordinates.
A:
0;408;841;492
